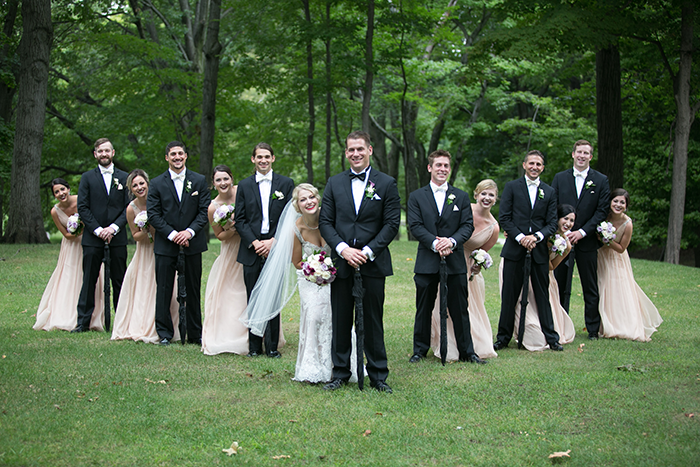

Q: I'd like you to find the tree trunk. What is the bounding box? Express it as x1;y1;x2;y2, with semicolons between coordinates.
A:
0;0;19;124
665;2;694;265
361;0;374;133
595;43;624;190
303;0;315;184
3;0;52;244
199;0;222;184
324;1;332;183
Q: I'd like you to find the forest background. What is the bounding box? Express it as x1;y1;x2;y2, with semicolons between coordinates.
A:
0;0;698;266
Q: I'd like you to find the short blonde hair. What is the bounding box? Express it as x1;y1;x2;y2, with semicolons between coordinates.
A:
473;179;498;199
292;183;320;214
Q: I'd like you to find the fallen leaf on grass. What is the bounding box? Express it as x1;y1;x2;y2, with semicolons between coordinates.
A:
145;378;168;384
88;396;99;402
54;404;61;410
2;355;5;359
272;455;290;460
20;309;27;313
456;426;463;430
548;450;571;458
685;413;694;418
288;419;297;423
245;373;254;378
362;430;371;437
406;258;413;261
222;441;239;456
578;344;585;353
375;412;383;416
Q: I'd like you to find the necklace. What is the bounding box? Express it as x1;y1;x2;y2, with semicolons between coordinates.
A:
302;217;319;230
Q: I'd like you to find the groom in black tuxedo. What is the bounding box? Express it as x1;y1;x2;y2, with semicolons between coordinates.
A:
147;141;210;345
235;142;294;358
494;150;562;351
551;140;610;339
319;130;401;393
74;138;129;332
407;150;486;364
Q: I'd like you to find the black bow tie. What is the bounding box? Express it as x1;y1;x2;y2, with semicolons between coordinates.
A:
349;171;366;181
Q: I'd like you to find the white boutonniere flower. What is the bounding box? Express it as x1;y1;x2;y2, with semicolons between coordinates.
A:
585;180;595;190
538;188;544;199
272;191;284;200
365;181;376;199
113;178;123;190
447;193;456;205
185;180;192;193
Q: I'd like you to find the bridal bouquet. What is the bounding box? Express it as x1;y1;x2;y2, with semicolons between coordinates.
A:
301;250;337;286
550;234;568;256
134;211;152;242
213;204;235;227
66;213;83;236
469;249;493;281
597;221;616;245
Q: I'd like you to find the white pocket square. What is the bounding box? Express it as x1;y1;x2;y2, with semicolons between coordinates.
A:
191;191;199;196
453;205;459;211
372;194;382;200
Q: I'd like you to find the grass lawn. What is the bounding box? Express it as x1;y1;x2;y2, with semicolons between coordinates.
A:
0;240;699;466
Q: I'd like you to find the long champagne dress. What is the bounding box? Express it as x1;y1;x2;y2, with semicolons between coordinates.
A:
34;205;105;332
597;217;662;341
293;226;358;383
111;202;180;343
430;222;498;360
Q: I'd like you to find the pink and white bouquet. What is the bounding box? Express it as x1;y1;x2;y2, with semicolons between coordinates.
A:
66;213;83;236
213;203;235;227
301;250;337;286
134;211;152;242
597;221;616;245
469;248;493;281
550;234;568;256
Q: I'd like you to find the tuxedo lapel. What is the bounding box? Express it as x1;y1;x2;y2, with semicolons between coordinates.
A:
438;186;454;222
519;178;533;212
94;167;109;197
356;169;374;218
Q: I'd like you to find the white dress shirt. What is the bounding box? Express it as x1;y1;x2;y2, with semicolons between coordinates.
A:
167;168;195;241
256;171;273;235
93;164;120;237
515;176;543;244
336;167;375;261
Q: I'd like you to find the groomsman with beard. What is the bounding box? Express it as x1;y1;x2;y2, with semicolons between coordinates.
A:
319;130;401;393
551;140;610;340
73;138;129;333
406;149;486;364
494;150;562;351
147;141;210;345
235;143;294;358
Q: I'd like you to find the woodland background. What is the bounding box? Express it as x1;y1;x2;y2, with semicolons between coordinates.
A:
0;0;698;265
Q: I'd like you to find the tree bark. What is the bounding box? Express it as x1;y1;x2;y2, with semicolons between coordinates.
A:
303;0;315;184
324;1;332;183
3;0;52;244
361;0;374;133
0;0;19;124
665;2;695;265
595;43;624;190
199;0;222;184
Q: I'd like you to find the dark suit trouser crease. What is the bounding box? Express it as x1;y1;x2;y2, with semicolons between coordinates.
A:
331;274;388;383
243;253;280;354
498;256;559;346
77;245;127;328
154;253;202;341
413;273;475;359
554;247;601;334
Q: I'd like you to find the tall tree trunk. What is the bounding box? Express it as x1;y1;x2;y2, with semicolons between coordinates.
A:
324;0;332;183
4;0;52;244
361;0;374;133
595;43;624;190
199;0;221;184
303;0;315;184
665;2;695;264
0;0;19;124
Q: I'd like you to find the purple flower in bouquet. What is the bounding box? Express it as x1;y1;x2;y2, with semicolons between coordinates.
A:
301;250;337;286
469;248;493;281
213;203;235;227
66;213;83;236
550;234;567;256
597;221;617;245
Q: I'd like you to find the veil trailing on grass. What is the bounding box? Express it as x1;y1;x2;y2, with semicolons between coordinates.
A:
241;201;299;337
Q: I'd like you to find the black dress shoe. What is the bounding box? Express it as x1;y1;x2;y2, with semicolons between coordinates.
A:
70;326;87;333
247;351;262;357
323;378;347;391
462;354;487;364
370;381;393;393
549;342;563;351
493;341;507;351
267;350;281;358
588;333;599;341
188;338;202;345
159;338;170;346
408;354;424;363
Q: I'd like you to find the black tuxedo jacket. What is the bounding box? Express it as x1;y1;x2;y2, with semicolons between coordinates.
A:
147;168;210;257
234;172;295;267
407;185;474;275
319;168;401;279
77;167;130;248
551;168;610;252
499;177;557;265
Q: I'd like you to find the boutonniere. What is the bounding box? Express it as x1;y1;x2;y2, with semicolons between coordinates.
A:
364;181;376;199
446;193;456;205
538;188;544;199
272;190;284;200
585;180;595;190
113;178;123;191
185;180;192;193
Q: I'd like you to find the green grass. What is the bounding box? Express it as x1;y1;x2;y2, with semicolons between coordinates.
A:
1;241;699;466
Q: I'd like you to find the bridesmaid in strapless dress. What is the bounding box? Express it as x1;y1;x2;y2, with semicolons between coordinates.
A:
34;178;104;331
202;165;253;355
597;189;662;341
111;169;180;343
431;179;500;361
